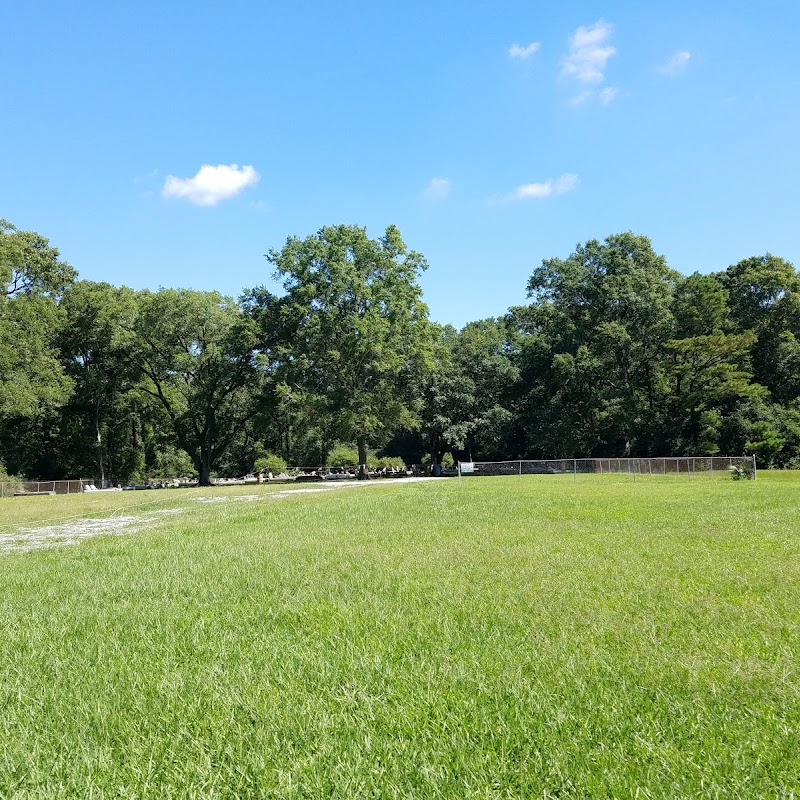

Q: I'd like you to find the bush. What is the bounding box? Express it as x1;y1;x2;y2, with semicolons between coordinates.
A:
421;453;454;467
151;446;196;479
730;460;755;480
326;445;360;469
0;462;22;483
374;456;406;470
254;453;288;476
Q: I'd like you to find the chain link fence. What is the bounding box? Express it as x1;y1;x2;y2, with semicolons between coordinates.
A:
0;479;94;497
458;456;756;479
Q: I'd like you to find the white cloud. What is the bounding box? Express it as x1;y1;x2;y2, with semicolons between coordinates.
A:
554;173;579;193
568;86;619;107
512;173;578;200
515;181;553;200
561;20;616;84
599;86;619;105
422;177;451;200
660;50;691;77
162;164;260;206
509;41;540;60
568;90;593;106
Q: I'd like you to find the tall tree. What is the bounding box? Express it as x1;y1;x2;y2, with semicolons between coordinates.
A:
719;254;800;404
520;233;679;456
58;281;139;484
131;289;266;486
0;220;75;436
419;320;518;465
254;224;431;478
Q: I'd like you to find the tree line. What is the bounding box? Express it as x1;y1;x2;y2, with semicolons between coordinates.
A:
2;219;799;485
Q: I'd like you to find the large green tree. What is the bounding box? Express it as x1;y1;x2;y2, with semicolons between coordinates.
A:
519;233;679;456
0;221;75;471
58;281;141;484
254;224;432;478
419;320;518;465
718;254;800;404
131;289;266;486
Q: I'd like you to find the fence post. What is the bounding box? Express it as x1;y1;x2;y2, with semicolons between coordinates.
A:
519;460;522;480
573;459;577;481
752;455;757;481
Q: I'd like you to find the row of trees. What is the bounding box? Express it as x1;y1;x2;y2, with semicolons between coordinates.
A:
2;219;799;485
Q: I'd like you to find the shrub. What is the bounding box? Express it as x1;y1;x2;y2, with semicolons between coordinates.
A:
0;462;22;482
729;460;755;480
375;456;406;470
254;453;289;476
326;445;359;469
151;446;196;479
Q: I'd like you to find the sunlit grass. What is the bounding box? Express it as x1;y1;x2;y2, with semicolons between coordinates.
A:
1;474;798;797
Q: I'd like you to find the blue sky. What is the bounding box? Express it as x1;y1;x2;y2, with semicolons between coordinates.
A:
3;0;799;327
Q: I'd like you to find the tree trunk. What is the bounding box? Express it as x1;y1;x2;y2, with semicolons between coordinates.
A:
94;405;105;487
430;432;440;467
357;435;369;480
198;446;212;486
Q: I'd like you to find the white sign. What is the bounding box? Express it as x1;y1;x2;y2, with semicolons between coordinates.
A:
459;462;475;473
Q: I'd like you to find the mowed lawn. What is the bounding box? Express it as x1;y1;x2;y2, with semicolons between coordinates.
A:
1;475;799;798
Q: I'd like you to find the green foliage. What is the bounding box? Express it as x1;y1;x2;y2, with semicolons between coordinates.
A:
254;224;432;476
326;444;359;468
151;446;197;479
0;220;75;422
5;218;800;478
745;421;785;466
419;319;518;465
132;288;267;485
719;254;800;404
0;461;22;483
0;218;76;299
420;451;454;468
373;455;406;469
729;460;755;480
672;272;729;338
253;453;288;475
56;281;140;484
516;232;679;457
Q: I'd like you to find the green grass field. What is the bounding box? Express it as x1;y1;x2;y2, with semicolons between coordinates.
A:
1;474;799;798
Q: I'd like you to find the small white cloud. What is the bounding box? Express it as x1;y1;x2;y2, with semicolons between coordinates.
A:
515;181;553;200
512;173;578;200
509;41;540;60
660;50;691;77
568;90;594;106
599;86;619;105
422;177;451;200
553;173;579;193
162;164;260;206
562;20;616;84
